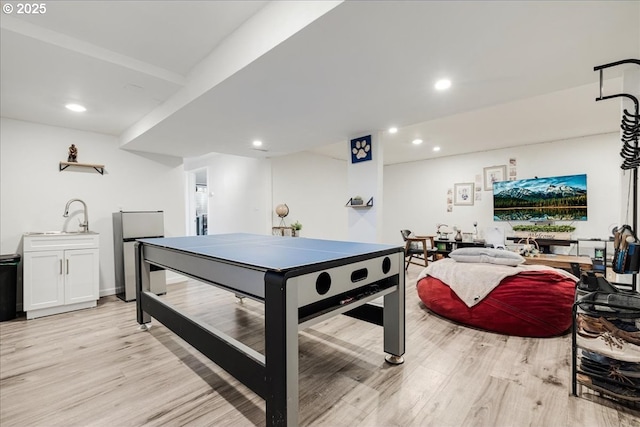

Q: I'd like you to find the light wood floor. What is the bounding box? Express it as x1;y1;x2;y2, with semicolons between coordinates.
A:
1;265;639;426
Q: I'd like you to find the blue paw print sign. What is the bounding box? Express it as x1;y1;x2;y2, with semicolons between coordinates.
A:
351;135;372;163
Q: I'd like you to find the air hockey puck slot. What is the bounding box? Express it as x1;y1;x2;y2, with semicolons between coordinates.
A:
351;268;368;282
315;271;331;295
299;277;397;325
382;256;391;274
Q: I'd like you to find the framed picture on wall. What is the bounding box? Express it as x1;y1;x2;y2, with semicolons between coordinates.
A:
350;135;372;163
454;182;475;206
483;165;507;190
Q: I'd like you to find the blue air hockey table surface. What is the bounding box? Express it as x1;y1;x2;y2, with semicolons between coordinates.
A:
135;233;405;426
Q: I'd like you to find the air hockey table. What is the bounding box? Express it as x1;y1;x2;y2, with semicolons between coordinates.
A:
135;233;405;426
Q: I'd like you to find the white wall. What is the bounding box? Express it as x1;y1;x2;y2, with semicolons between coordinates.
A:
271;151;348;240
184;150;348;241
347;133;384;243
2;118;629;307
184;153;271;234
0;118;186;301
383;133;622;251
268;133;624;250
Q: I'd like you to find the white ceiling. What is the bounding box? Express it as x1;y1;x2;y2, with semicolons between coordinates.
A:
1;1;638;165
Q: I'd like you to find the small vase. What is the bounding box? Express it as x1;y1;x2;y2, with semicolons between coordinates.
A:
455;230;463;241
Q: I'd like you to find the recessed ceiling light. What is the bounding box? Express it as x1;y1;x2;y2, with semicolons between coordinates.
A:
433;146;441;152
434;79;452;91
388;127;398;134
412;139;423;145
65;103;86;112
252;140;263;147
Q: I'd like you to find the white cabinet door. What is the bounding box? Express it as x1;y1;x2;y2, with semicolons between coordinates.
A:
65;249;99;304
23;251;64;311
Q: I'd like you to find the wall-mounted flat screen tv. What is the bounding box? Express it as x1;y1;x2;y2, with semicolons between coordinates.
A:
493;174;587;221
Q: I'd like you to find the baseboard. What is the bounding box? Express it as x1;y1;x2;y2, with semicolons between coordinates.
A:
100;286;117;297
166;273;188;285
98;273;186;297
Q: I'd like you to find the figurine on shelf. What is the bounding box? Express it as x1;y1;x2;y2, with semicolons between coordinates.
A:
453;226;463;241
68;144;78;163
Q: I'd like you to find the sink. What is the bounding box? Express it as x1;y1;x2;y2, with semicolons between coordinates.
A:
23;230;99;252
24;231;98;236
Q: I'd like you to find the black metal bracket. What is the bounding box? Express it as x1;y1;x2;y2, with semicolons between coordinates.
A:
59;162;105;175
594;58;640;291
595;59;640;117
345;196;374;207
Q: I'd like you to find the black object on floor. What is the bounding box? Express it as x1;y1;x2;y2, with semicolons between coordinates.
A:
0;254;21;321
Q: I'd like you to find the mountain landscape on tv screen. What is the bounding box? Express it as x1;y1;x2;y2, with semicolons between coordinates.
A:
493;174;587;221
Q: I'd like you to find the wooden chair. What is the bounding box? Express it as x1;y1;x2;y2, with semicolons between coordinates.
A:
400;230;437;270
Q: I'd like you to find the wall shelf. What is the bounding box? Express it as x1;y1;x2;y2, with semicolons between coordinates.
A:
59;161;105;175
345;197;373;208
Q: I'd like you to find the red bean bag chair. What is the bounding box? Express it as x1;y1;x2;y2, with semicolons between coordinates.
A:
416;259;577;337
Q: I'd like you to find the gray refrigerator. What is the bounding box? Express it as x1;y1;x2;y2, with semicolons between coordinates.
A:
113;210;166;302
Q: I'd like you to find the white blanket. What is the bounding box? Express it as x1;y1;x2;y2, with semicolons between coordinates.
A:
417;258;577;307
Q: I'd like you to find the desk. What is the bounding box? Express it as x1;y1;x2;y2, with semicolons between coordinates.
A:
522;254;592;275
434;239;487;257
135;233;405;426
506;237;578;254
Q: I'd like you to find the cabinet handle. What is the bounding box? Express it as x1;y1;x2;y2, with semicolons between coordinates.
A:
59;259;63;275
66;259;69;275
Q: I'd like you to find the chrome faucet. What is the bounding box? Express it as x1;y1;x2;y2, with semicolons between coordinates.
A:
63;198;89;232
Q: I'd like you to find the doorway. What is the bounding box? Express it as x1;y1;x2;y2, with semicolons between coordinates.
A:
195;169;208;235
186;168;209;236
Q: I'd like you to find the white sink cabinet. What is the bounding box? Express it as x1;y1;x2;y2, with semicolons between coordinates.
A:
23;233;99;319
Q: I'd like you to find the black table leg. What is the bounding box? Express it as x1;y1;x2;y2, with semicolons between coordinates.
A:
265;271;299;426
135;242;151;326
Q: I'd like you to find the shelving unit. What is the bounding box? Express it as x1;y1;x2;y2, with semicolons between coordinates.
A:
434;239;486;257
572;289;640;407
577;238;613;272
272;226;298;237
59;161;105;175
345;197;373;208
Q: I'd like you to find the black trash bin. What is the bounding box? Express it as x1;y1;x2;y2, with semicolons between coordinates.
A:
0;254;21;322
